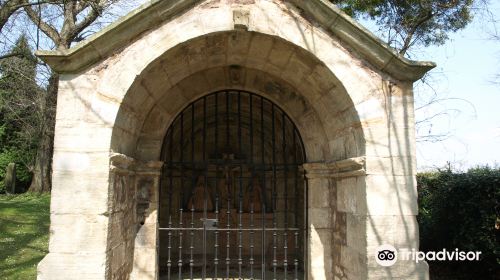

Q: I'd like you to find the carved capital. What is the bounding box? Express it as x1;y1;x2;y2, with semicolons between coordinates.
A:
109;153;163;176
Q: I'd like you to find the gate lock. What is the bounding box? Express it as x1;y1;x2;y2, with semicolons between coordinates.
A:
202;218;218;230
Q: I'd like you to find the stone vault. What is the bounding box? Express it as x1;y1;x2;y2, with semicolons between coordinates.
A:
35;0;435;279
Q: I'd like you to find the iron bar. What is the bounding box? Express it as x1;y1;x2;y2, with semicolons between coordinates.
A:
178;208;183;280
179;112;184;280
214;92;219;280
202;96;207;279
283;112;289;279
214;196;219;279
225;91;231;280
237;92;243;279
190;206;194;280
249;92;255;280
260;96;266;280
167;216;172;279
190;104;195;280
271;104;277;280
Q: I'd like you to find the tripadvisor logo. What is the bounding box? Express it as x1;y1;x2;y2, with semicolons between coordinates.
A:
375;244;482;266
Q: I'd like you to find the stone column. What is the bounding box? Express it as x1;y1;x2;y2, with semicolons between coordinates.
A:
108;153;163;280
130;160;163;280
304;157;365;280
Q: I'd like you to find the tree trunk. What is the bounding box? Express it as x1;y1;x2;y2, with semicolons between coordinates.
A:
28;73;58;193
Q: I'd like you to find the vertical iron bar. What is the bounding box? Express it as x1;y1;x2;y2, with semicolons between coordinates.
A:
190;104;195;280
168;125;174;221
260;96;266;280
202;97;207;280
167;216;172;279
225;91;231;280
178;208;184;280
226;193;231;280
293;130;299;280
271;104;277;280
282;113;289;279
249;93;255;279
179;112;184;280
214;92;219;280
250;196;255;279
190;206;194;280
237;92;243;279
214;196;219;279
294;231;299;280
226;91;230;149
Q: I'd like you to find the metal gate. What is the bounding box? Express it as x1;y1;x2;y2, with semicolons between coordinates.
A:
159;90;306;279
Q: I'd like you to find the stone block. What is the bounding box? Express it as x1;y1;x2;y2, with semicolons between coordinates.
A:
53;126;113;152
135;223;157;249
157;86;189;116
337;177;362;214
267;39;294;70
131;247;157;280
37;252;107;280
309;208;332;229
307;178;333;208
365;175;418;215
246;33;274;68
340;245;366;278
365;156;417;176
48;214;109;254
227;30;252;65
50;171;109;215
141;106;172;138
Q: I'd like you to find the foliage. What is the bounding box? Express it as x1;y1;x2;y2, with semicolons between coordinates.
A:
417;166;500;279
0;193;50;279
331;0;480;55
0;0;143;193
0;35;42;193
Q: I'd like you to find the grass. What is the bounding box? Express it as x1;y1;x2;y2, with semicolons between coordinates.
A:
0;193;50;280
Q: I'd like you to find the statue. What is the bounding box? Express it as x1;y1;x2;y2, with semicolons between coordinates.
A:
187;176;213;212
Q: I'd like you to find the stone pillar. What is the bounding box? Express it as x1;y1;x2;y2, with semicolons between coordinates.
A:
5;162;16;194
305;156;429;280
130;160;163;280
304;157;365;280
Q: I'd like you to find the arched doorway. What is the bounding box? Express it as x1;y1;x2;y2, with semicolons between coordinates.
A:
158;90;307;279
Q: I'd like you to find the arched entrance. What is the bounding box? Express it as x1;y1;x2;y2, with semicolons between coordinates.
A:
159;90;307;279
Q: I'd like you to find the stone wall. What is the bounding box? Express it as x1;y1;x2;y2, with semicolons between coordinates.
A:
108;155;136;279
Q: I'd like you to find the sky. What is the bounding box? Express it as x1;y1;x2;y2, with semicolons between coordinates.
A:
406;3;500;170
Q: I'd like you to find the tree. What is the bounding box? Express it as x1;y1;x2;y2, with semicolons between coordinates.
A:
0;34;42;192
0;0;139;192
330;0;486;146
0;1;63;41
331;0;480;56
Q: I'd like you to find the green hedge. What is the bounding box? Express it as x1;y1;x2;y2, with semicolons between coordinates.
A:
417;167;500;279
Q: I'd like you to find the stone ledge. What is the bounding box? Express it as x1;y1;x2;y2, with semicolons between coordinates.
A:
304;156;365;179
110;152;163;175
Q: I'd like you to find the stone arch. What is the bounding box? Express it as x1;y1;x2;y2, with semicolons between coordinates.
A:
107;30;367;279
111;31;365;164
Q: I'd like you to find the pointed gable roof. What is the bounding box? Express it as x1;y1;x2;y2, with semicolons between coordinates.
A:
36;0;435;81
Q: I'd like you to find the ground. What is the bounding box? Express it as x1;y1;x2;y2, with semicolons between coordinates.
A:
0;194;50;279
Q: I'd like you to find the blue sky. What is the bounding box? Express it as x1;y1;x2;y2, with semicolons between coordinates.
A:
407;3;500;170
